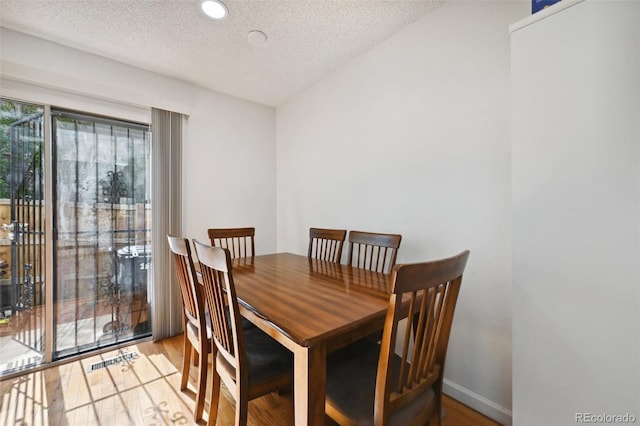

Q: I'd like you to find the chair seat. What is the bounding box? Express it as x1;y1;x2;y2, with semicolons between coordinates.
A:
217;327;293;392
240;316;256;331
326;339;435;426
224;307;256;331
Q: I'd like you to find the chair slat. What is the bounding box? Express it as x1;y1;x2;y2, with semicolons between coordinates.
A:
347;230;402;274
407;288;431;389
208;227;255;259
308;228;346;263
426;283;449;375
397;291;416;393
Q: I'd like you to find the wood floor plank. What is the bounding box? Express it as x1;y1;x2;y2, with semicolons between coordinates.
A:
0;335;502;425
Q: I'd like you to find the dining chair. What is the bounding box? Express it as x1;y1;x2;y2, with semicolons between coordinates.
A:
166;235;210;422
193;240;293;426
307;227;347;263
325;250;470;426
347;230;402;274
207;227;255;259
207;227;257;330
347;230;402;343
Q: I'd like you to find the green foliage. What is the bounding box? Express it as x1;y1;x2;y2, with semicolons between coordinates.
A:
0;130;9;198
0;100;44;199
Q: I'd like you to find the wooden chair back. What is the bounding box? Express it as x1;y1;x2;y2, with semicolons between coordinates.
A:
347;230;402;274
307;227;346;263
207;227;255;259
193;240;246;382
167;235;205;336
377;250;470;424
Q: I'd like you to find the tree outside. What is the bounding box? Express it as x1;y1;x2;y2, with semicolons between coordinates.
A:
0;100;44;199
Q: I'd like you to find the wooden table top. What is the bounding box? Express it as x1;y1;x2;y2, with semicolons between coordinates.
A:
230;253;391;347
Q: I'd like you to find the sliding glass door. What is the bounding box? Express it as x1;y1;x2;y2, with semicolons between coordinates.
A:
0;99;153;373
52;110;151;359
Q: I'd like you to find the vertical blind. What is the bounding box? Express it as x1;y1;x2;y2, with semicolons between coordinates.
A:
150;108;183;340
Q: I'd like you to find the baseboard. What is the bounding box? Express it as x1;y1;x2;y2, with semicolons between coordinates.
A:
443;379;513;426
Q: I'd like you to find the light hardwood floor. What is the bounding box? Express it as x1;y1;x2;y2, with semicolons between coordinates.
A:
0;335;501;425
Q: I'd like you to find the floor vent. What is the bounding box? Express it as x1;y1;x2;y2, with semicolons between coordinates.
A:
87;352;138;373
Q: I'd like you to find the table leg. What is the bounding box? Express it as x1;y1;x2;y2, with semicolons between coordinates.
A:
294;343;327;426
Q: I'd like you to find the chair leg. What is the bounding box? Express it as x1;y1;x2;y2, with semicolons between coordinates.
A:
235;392;249;426
181;335;192;391
207;371;221;426
434;393;443;426
194;348;208;421
192;347;198;366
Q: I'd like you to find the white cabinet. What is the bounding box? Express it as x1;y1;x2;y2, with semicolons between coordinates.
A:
511;1;640;424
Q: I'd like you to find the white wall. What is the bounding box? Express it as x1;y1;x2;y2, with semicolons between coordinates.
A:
184;90;276;252
0;28;277;251
276;1;528;423
511;1;640;424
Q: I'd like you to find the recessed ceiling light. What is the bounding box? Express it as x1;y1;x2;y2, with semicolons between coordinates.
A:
248;30;268;45
201;0;228;20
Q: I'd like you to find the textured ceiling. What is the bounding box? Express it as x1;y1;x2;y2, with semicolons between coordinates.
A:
0;0;443;107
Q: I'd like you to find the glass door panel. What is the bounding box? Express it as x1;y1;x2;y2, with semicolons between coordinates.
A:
0;99;45;373
52;110;151;359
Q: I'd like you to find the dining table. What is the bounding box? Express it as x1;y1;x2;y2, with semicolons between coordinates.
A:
228;252;392;426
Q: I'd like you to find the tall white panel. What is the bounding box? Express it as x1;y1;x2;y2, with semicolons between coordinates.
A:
511;1;640;424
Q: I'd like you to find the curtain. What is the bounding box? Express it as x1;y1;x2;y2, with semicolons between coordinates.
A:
150;108;183;340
